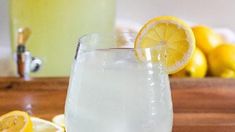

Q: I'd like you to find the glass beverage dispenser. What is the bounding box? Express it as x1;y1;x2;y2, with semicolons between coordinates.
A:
9;0;115;77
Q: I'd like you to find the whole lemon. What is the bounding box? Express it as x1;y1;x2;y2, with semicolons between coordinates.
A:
208;44;235;78
192;25;222;55
172;48;207;78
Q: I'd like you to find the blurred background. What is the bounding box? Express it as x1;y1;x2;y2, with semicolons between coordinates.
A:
1;0;235;77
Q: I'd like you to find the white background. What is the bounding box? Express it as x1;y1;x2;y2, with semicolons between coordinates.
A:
116;0;235;28
0;0;10;50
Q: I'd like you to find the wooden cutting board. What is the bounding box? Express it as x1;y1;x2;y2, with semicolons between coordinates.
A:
1;77;235;132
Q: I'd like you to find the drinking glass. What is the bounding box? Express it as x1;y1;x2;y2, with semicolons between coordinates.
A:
65;33;173;132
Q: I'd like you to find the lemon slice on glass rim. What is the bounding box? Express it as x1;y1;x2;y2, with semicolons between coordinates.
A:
135;16;195;74
0;111;33;132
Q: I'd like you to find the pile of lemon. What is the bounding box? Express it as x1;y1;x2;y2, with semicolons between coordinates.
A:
134;16;235;78
173;25;235;78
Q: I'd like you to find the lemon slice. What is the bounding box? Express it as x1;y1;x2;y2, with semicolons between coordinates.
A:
0;111;33;132
52;114;65;128
135;16;195;73
31;117;64;132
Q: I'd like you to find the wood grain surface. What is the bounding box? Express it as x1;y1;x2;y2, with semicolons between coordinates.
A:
1;77;235;132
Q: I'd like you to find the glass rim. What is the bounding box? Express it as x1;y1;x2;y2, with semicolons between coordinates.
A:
74;33;167;63
76;32;166;51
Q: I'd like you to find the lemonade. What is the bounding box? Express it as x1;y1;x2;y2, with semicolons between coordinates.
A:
65;47;173;132
9;0;115;76
65;16;195;132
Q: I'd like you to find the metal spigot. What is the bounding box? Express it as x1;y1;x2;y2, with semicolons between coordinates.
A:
16;28;42;80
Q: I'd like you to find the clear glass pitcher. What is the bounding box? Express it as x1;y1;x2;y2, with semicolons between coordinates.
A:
65;33;173;132
9;0;115;77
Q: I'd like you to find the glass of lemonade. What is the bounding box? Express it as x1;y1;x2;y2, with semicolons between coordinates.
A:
65;33;173;132
9;0;115;76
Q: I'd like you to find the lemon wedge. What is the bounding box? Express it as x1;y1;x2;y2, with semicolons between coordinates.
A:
135;16;195;73
52;114;65;128
0;111;33;132
31;117;64;132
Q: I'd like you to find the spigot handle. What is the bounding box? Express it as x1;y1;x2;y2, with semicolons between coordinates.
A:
16;27;42;79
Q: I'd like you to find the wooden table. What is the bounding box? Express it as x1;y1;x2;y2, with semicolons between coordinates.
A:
1;77;235;132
